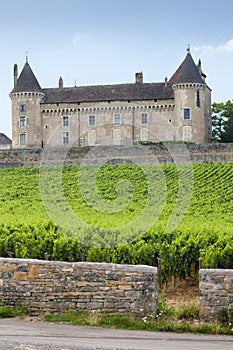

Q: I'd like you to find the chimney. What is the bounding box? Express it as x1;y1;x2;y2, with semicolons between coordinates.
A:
197;59;206;82
135;72;143;83
165;76;168;87
197;59;202;75
59;76;64;88
14;64;18;87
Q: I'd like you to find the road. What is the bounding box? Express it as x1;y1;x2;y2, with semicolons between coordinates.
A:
0;319;233;350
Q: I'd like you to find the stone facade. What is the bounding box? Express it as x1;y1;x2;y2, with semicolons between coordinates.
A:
200;269;233;321
9;52;211;149
0;258;157;316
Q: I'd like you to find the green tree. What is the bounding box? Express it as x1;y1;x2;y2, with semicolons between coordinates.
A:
212;100;233;142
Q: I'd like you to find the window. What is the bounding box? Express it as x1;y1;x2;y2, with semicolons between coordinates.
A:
113;114;121;126
113;129;121;145
19;133;26;146
88;130;96;146
19;116;26;127
196;90;200;107
63;116;69;127
184;108;191;120
89;115;95;126
183;126;192;142
19;104;26;112
140;129;148;142
141;113;148;124
63;131;69;144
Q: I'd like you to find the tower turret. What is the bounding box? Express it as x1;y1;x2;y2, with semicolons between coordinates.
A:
169;51;211;143
10;61;45;149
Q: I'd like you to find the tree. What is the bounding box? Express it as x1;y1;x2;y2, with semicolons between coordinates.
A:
212;100;233;142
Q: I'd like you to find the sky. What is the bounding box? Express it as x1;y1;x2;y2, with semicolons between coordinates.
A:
1;0;233;137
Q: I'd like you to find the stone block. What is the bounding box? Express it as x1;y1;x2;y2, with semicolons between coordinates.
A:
28;265;39;279
13;271;27;281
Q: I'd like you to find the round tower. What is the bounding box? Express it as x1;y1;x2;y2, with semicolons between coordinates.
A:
169;51;211;144
10;60;45;149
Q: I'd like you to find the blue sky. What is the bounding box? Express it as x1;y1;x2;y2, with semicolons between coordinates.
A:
1;0;233;137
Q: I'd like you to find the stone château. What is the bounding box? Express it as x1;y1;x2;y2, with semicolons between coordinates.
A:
10;51;212;149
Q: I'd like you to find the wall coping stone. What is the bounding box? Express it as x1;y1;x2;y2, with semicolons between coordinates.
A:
200;269;233;276
0;258;157;274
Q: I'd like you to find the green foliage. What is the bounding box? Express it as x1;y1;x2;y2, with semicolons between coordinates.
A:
43;310;233;335
0;305;14;318
0;163;232;283
0;301;29;318
176;304;199;320
218;308;233;326
212;100;233;142
156;298;175;318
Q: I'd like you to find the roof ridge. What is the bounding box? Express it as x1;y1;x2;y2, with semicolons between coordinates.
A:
43;81;168;91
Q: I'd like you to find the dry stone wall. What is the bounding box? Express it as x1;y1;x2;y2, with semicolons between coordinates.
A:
0;258;157;316
200;269;233;321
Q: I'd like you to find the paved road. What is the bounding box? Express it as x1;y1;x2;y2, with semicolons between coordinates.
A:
0;319;233;350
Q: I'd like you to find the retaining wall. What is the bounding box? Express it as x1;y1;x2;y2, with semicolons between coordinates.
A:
0;143;233;167
200;269;233;320
0;258;157;316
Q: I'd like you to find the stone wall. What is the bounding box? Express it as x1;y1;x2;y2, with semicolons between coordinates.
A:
1;143;233;168
200;269;233;320
0;258;157;316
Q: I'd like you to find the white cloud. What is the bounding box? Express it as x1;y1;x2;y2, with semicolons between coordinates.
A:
193;38;233;55
220;38;233;52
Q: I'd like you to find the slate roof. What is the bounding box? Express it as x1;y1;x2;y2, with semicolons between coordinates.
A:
0;133;12;145
11;52;207;103
42;82;174;104
11;62;42;94
169;53;206;85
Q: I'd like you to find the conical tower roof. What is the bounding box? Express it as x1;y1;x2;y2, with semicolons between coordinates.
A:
11;62;42;93
169;52;205;85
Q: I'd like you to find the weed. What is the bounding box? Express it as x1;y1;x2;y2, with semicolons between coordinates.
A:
42;310;233;335
219;308;233;327
177;304;199;320
0;305;14;318
14;301;30;317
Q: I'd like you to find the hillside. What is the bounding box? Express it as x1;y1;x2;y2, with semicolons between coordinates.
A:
0;162;232;281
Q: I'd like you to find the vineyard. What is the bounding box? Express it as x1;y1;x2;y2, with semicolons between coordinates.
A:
0;162;232;282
